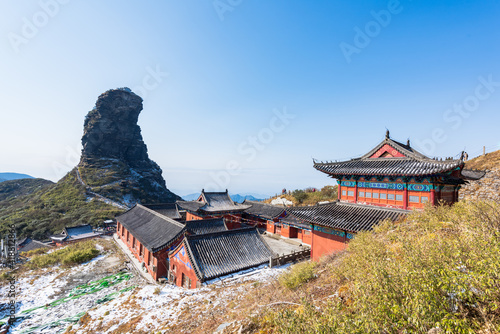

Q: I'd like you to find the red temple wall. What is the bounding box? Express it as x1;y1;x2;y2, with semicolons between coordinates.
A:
280;224;291;238
311;229;347;261
297;229;312;245
170;243;199;289
266;221;275;234
339;178;437;209
186;212;204;221
116;222;176;281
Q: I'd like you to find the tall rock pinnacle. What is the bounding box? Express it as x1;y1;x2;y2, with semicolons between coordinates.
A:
79;88;180;204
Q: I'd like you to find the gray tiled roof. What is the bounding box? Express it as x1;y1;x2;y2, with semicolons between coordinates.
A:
243;200;286;219
314;137;464;177
176;200;204;212
116;204;186;252
19;239;50;253
184;228;276;282
143;203;182;220
185;218;228;235
281;215;311;229
314;158;462;177
199;190;251;212
177;190;250;214
50;224;100;242
461;169;487;180
287;202;407;233
65;224;93;236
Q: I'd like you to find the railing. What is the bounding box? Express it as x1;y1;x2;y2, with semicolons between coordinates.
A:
269;249;311;267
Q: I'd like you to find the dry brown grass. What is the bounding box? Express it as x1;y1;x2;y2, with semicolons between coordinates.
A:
466;149;500;170
157;256;342;334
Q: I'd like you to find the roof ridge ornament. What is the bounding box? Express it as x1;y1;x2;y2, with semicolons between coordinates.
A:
385;129;390;139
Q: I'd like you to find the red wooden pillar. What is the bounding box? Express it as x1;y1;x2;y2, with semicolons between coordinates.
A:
354;180;358;203
430;187;436;205
403;183;408;210
337;179;341;200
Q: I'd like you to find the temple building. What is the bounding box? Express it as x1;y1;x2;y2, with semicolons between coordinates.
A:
168;228;275;288
177;189;250;228
313;131;482;210
143;203;183;221
242;200;286;230
116;204;186;281
50;224;101;246
282;132;484;260
286;202;407;260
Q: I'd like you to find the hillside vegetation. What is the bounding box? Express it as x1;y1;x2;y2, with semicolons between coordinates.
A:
0;169;123;240
264;185;338;206
0;178;53;202
465;149;500;170
248;200;500;334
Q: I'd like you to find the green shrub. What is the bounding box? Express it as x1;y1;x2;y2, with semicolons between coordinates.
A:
292;190;307;204
22;247;48;257
28;240;100;269
279;261;317;290
0;271;13;282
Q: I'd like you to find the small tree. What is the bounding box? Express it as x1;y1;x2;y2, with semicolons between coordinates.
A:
292;189;307;204
321;185;337;199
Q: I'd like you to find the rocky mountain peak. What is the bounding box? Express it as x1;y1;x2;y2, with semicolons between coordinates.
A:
78;88;180;204
81;88;148;166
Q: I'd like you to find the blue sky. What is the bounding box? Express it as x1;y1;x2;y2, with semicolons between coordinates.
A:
1;0;499;197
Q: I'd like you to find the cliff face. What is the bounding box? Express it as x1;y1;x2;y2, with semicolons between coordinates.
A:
78;88;180;205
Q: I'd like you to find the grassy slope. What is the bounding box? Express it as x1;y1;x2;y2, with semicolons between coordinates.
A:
0;169;124;240
0;178;54;202
78;158;181;204
465;149;500;170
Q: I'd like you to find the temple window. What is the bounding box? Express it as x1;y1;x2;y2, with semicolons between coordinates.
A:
409;196;419;203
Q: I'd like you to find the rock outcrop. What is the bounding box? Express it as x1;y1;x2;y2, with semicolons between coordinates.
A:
78;88;180;205
459;167;500;203
459;150;500;203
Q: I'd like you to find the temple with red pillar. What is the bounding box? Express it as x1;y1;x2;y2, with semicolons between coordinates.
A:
281;132;484;260
313;131;481;210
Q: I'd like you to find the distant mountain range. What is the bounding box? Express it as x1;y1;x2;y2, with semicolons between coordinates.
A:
181;192;266;203
0;172;34;183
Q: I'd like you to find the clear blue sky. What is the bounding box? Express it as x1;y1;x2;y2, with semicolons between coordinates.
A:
1;0;499;197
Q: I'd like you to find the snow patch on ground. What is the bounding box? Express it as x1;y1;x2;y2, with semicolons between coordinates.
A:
1;249;290;333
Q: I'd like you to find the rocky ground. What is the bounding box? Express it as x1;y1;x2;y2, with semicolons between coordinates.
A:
459;167;500;202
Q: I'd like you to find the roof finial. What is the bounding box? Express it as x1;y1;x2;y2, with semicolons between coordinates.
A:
407;138;410;146
385;129;390;139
